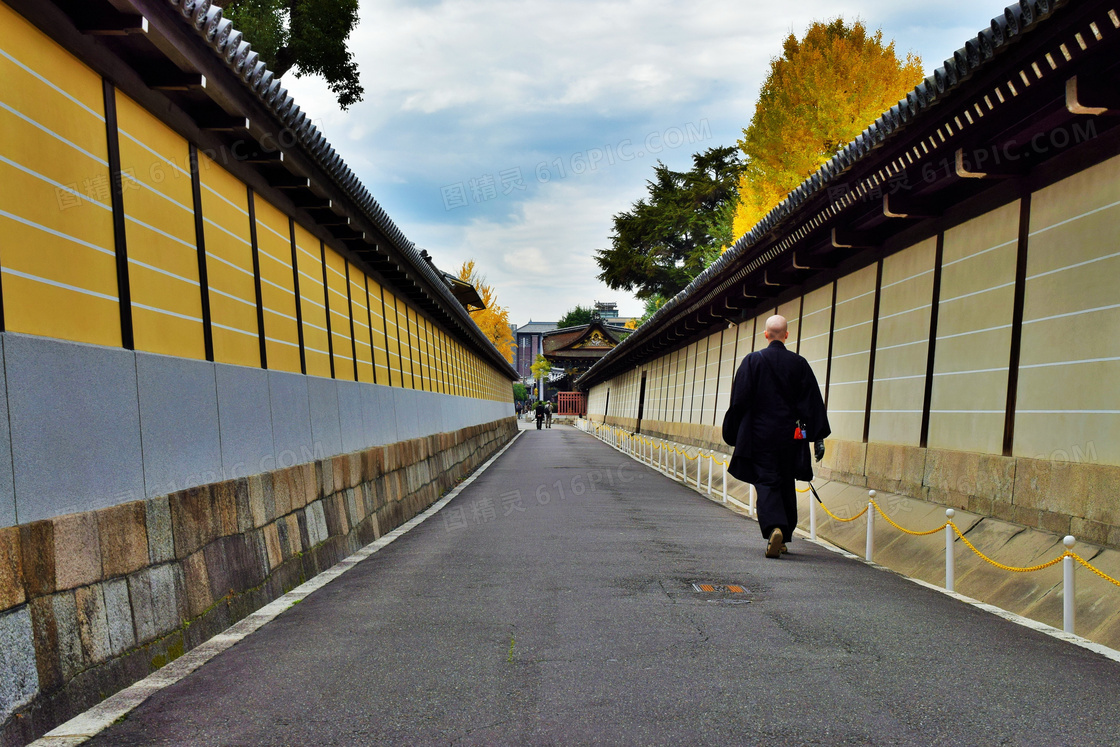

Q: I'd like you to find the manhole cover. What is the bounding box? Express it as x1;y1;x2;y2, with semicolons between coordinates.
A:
692;583;747;593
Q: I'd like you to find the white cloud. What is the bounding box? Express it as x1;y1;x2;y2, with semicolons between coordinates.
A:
278;0;1016;327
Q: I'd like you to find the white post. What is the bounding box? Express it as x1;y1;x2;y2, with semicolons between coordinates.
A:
694;455;700;489
945;508;956;592
1063;535;1076;634
749;484;756;518
706;455;713;494
722;462;727;504
865;490;876;562
809;486;817;541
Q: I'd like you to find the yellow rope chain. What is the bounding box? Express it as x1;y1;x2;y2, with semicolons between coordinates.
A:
818;501;870;523
871;501;948;537
947;522;1067;573
1070;553;1120;588
591;424;1120;588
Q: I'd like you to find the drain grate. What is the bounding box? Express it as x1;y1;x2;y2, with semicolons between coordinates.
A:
692;583;747;593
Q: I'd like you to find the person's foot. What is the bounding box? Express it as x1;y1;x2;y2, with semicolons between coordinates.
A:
780;544;788;555
766;528;784;559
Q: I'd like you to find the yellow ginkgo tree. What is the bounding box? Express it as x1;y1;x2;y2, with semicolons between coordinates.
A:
733;19;924;237
458;260;516;364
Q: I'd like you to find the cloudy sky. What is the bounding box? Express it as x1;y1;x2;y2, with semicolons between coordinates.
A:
281;0;1008;324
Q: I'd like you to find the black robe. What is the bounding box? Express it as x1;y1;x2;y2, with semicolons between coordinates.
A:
722;340;830;485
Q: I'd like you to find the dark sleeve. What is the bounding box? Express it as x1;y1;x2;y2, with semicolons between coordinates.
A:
797;360;831;441
722;355;752;445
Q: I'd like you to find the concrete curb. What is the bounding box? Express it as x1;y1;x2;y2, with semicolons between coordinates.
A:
29;431;525;746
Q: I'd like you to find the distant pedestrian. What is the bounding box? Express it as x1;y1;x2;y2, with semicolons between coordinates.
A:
545;401;553;428
515;401;523;418
722;315;830;559
535;401;546;430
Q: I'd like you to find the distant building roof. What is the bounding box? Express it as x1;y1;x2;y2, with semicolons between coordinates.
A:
516;321;558;334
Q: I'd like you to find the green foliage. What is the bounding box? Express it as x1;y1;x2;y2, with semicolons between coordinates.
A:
596;146;743;301
557;305;595;329
512;383;527;402
530;354;552;379
221;0;364;110
637;294;667;326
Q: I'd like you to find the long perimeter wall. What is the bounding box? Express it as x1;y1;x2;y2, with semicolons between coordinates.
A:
588;152;1120;546
0;3;517;742
0;2;513;529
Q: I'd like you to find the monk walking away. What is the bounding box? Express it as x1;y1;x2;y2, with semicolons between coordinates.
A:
722;315;830;558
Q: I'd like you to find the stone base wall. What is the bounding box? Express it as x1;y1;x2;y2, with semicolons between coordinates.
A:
0;417;516;747
601;417;722;454
818;439;1120;548
594;412;1120;550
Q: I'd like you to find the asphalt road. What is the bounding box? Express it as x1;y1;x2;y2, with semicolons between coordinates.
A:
90;425;1120;746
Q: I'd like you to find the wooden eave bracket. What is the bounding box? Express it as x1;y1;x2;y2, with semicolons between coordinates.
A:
195;114;250;132
79;14;148;35
241;151;285;165
270;174;311;190
830;228;879;249
882;193;940;219
1066;75;1120;116
147;73;206;91
954;148;1023;179
792;250;840;270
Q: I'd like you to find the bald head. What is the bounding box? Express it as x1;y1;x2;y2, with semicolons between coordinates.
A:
764;315;788;343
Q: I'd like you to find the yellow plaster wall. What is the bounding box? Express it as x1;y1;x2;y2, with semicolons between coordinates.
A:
198;155;259;367
116;94;205;360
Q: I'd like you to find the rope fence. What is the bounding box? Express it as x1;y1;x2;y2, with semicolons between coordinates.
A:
577;419;1120;637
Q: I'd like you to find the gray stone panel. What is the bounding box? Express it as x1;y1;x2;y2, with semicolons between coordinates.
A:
417;390;445;436
0;606;39;723
0;339;14;528
397;389;421;441
7;334;145;522
268;371;313;468
362;384;396;447
307;376;343;458
443;394;458;431
336;380;366;454
136;353;223;498
215;364;274;480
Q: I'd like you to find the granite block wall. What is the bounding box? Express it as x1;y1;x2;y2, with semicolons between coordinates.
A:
0;417;516;747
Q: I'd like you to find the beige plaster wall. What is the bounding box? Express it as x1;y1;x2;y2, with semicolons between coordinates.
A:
868;238;937;445
927;200;1019;454
800;284;834;405
777;299;801;353
828;265;878;440
1016;154;1120;466
714;326;738;426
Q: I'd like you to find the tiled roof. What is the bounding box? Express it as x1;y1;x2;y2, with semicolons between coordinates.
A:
156;0;517;378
